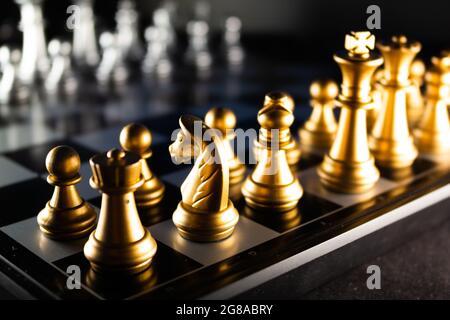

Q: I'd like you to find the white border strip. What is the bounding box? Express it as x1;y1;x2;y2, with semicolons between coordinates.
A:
201;183;450;300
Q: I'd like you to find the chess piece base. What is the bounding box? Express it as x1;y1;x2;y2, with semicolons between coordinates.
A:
414;128;450;155
244;205;301;231
172;200;239;242
242;175;303;212
318;154;380;193
84;228;157;275
37;200;96;240
299;127;335;154
135;176;165;208
369;135;418;168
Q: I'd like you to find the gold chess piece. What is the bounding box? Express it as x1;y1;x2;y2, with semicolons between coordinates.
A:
414;53;450;155
84;149;157;274
367;68;384;131
407;59;426;127
298;79;338;153
204;107;246;185
254;92;301;166
318;31;382;193
369;35;420;169
37;146;96;240
119;123;165;208
169;115;239;242
242;97;303;211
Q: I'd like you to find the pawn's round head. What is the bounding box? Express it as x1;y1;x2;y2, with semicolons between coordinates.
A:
120;123;152;155
410;59;426;79
99;32;115;48
309;79;339;102
264;92;294;112
45;145;80;180
48;39;61;57
204;107;236;136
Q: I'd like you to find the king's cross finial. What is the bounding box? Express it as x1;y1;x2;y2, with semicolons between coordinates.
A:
345;31;375;56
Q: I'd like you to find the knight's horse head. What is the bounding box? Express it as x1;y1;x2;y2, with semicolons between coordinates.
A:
169;115;213;164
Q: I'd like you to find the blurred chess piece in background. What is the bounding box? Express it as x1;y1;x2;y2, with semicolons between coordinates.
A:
16;0;49;84
0;46;30;106
116;0;144;64
72;0;100;72
223;16;245;67
45;39;78;96
96;31;129;87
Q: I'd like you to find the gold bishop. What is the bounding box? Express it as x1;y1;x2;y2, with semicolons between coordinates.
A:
242;96;303;211
254;92;301;167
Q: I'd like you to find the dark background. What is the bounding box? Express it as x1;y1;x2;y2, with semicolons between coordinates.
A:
1;0;450;62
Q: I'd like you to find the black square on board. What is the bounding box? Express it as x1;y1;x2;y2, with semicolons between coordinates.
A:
4;140;96;174
151;143;190;175
0;178;53;227
53;241;202;299
239;191;341;233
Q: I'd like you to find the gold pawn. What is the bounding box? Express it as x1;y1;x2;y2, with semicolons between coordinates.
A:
407;59;426;127
369;35;420;168
254;92;301;166
298;79;338;153
367;68;384;132
84;149;157;274
242;98;303;211
204;107;246;185
318;31;382;193
414;53;450;155
205;107;246;202
37;146;96;240
119;123;165;208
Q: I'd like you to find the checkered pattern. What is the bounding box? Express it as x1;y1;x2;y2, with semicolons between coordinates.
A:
0;61;444;299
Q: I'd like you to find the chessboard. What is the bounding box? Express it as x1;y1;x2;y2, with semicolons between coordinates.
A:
0;53;450;299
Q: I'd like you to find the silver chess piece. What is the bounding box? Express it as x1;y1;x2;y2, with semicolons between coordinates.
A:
96;32;128;86
0;47;30;105
152;6;176;52
223;16;245;66
185;20;212;71
142;26;172;79
15;0;50;84
116;0;144;63
141;3;177;79
72;0;100;69
45;39;78;96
